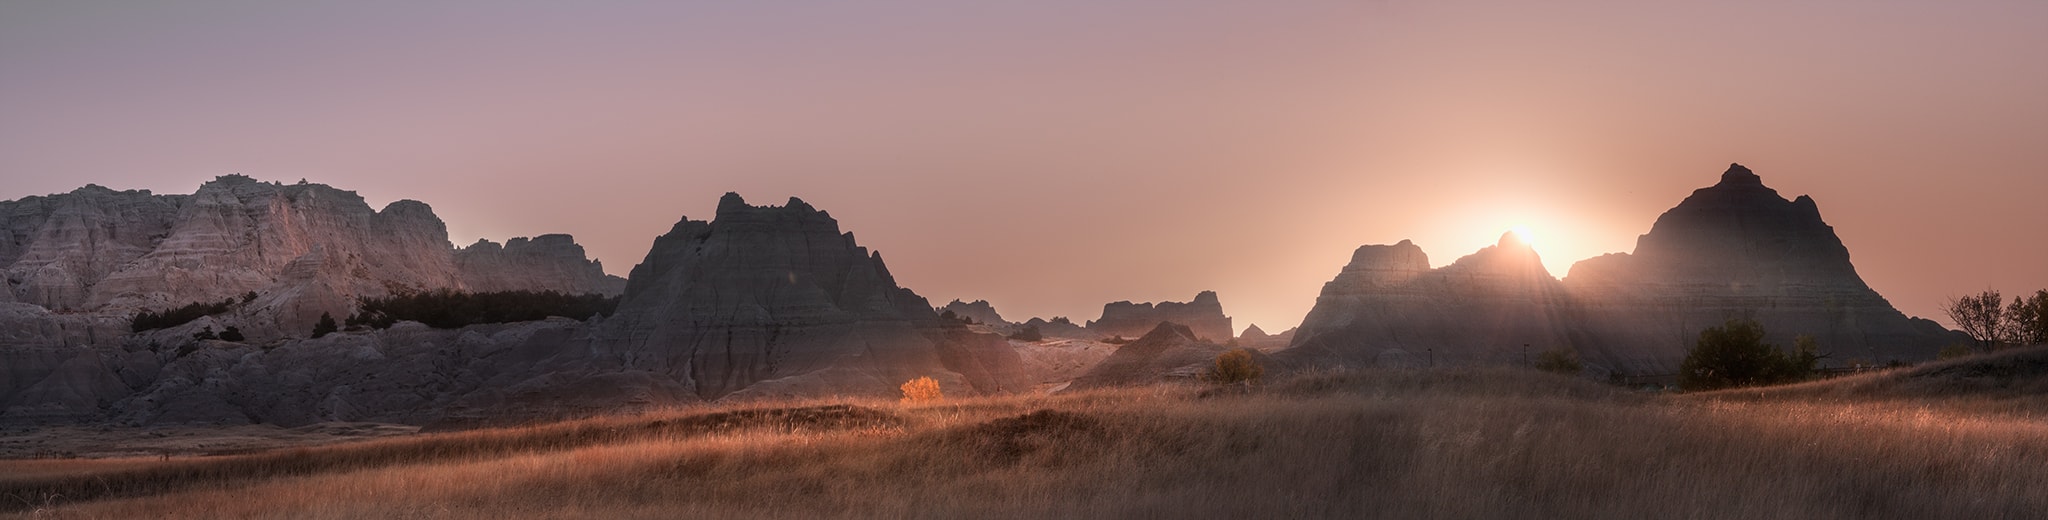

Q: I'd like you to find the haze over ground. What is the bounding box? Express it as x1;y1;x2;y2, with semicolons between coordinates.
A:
3;1;2043;332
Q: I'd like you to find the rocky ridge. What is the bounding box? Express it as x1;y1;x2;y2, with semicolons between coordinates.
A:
1280;164;1966;375
1086;291;1234;342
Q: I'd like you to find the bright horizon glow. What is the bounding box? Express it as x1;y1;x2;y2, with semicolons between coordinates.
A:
1509;225;1536;246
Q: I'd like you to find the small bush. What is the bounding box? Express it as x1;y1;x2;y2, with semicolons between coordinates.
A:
1938;343;1974;360
900;376;943;403
1007;325;1043;342
1535;346;1583;374
1205;348;1263;385
219;326;245;342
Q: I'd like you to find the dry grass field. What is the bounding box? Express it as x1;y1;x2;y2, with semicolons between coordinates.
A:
6;348;2048;519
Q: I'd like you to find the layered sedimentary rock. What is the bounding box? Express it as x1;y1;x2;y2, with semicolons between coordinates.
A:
1281;234;1589;368
0;176;623;340
0;176;635;423
1561;164;1964;372
1086;291;1234;342
590;193;1027;401
1280;164;1966;374
456;235;627;296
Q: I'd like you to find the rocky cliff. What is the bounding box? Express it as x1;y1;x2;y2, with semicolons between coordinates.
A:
0;176;640;423
1281;164;1964;375
1086;291;1234;342
456;235;627;296
590;193;1027;401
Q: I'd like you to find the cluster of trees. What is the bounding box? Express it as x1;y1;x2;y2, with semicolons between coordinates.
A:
1679;319;1822;391
345;289;621;330
1944;289;2048;352
130;297;243;332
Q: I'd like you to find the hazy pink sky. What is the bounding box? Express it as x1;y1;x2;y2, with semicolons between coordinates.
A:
4;1;2044;332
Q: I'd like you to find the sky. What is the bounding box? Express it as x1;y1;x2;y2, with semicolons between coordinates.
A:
3;1;2044;333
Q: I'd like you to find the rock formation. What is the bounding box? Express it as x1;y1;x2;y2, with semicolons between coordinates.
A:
1069;322;1245;389
589;193;1027;401
939;299;1012;328
0;176;641;423
1236;324;1296;351
456;235;627;296
1086;291;1234;342
1281;234;1590;369
1280;164;1966;375
1560;163;1964;373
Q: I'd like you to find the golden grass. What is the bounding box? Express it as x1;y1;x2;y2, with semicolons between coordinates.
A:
6;365;2047;519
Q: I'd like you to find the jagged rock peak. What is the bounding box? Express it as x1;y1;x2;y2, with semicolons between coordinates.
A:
716;192;825;219
941;299;1010;326
1719;163;1761;186
1240;323;1269;339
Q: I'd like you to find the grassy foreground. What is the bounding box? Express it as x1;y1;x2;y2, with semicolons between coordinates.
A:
6;355;2048;519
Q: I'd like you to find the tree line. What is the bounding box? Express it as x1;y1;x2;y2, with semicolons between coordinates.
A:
1943;289;2047;352
346;289;621;330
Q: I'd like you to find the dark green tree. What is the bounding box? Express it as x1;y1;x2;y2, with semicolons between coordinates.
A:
1679;319;1820;391
312;312;339;338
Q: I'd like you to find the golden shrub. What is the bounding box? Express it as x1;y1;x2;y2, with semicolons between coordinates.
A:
1206;348;1263;385
900;376;944;403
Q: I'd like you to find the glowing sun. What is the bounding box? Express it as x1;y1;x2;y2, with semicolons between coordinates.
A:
1509;225;1536;246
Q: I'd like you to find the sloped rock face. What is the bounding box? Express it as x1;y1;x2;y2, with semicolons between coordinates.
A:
1278;164;1965;375
1069;322;1240;389
455;235;627;296
1281;234;1590;369
1086;291;1234;342
1562;164;1965;372
592;193;1027;401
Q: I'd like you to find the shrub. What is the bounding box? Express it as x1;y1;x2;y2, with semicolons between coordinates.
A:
192;327;218;341
312;313;339;338
1007;325;1043;342
219;326;245;342
900;377;943;403
1535;346;1583;375
1679;319;1821;391
1205;348;1263;385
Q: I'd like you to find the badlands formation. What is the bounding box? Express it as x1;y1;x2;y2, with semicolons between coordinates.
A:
0;164;1971;425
